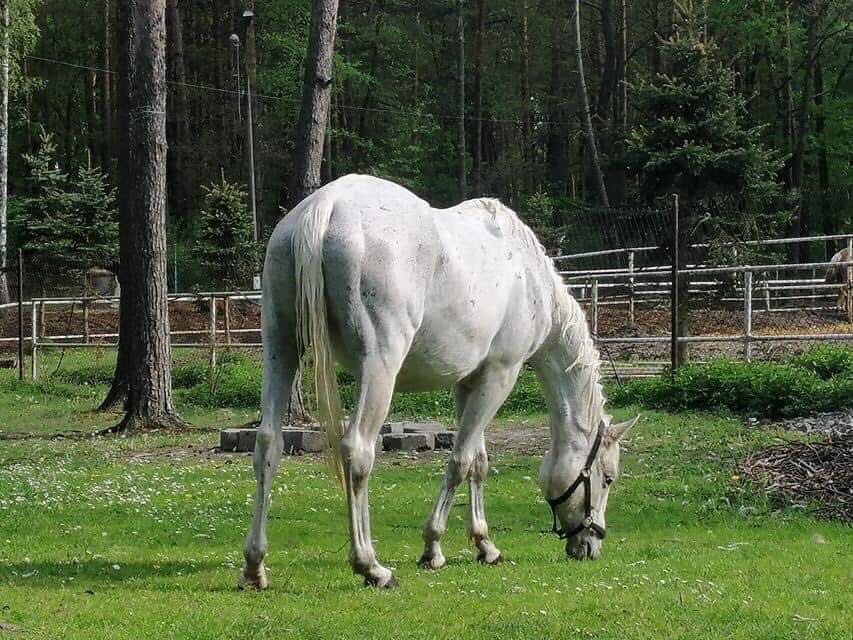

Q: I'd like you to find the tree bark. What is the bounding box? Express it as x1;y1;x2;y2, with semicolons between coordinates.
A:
102;0;183;432
102;0;115;170
291;0;339;205
0;0;10;305
814;59;831;255
792;1;818;260
166;0;190;222
456;0;467;200
520;0;532;191
573;0;610;207
471;0;486;195
289;0;340;424
547;6;568;194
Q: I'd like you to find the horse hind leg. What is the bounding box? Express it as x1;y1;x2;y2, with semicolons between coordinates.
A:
240;295;298;590
340;354;406;588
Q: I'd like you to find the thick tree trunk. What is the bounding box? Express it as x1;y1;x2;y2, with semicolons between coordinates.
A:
573;0;609;207
166;0;190;222
0;0;10;305
471;0;486;195
102;0;115;169
792;1;817;260
290;0;340;424
102;0;183;432
456;0;467;200
814;60;831;254
292;0;339;205
520;0;532;191
547;6;568;194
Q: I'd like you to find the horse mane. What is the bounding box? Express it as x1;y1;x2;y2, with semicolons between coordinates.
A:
459;197;607;432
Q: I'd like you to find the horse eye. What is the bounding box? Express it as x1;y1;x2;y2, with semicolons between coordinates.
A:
604;475;614;487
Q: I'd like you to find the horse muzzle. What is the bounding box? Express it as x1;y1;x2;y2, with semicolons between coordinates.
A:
565;532;603;561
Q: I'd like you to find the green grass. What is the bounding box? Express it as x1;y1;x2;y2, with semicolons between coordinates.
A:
0;349;850;638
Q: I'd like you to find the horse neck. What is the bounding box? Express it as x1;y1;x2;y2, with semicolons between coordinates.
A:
533;292;606;452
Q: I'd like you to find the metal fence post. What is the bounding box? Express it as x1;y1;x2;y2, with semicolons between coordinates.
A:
670;194;680;374
17;250;23;381
744;270;753;362
627;250;635;326
764;273;771;312
224;295;232;347
31;300;38;380
847;237;852;323
591;279;599;336
209;295;217;368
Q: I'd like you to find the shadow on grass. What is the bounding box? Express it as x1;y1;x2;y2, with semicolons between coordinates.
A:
0;559;217;587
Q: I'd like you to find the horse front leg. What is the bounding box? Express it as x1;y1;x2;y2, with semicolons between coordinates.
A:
420;364;519;569
340;365;398;588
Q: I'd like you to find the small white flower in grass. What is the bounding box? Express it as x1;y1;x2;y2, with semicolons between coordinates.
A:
112;564;121;571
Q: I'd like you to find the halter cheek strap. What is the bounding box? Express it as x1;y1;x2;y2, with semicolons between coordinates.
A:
546;422;607;540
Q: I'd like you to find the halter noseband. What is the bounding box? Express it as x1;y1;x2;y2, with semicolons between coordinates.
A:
546;422;607;540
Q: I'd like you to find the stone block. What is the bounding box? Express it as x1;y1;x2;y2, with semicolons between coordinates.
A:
380;423;405;435
433;431;455;450
237;429;257;452
382;432;435;452
401;421;446;434
282;428;325;454
219;428;242;452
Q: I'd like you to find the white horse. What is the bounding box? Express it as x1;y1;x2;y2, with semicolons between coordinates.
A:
241;175;638;589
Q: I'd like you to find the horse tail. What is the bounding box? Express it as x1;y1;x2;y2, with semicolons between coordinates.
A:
291;191;344;481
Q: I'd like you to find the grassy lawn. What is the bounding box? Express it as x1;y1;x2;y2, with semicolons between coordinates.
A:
0;352;850;639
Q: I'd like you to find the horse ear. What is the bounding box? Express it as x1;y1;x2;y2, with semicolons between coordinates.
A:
605;415;640;445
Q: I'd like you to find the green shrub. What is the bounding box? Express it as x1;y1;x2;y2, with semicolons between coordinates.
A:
610;359;847;419
185;359;262;408
50;361;115;386
787;345;853;380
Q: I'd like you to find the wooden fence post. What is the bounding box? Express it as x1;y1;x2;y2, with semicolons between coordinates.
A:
209;295;217;368
83;300;90;344
744;270;753;362
224;296;232;347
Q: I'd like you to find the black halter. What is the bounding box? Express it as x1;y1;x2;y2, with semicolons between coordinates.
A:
546;422;607;540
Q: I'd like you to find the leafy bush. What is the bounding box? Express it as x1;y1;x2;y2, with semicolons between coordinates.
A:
609;358;848;419
787;345;853;380
50;361;115;386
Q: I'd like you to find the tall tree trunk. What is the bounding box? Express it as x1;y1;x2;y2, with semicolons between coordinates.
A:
0;0;9;305
547;6;568;194
520;0;532;191
102;0;115;170
471;0;486;195
792;0;817;260
456;0;467;200
573;0;609;207
290;0;340;425
814;60;831;255
166;0;190;222
103;0;182;432
292;0;339;205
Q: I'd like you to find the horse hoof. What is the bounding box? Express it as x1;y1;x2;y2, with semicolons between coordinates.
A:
417;554;446;570
238;567;269;591
364;573;399;589
477;551;503;566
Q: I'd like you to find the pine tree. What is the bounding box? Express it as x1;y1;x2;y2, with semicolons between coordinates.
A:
626;2;789;365
627;3;788;242
195;177;260;289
